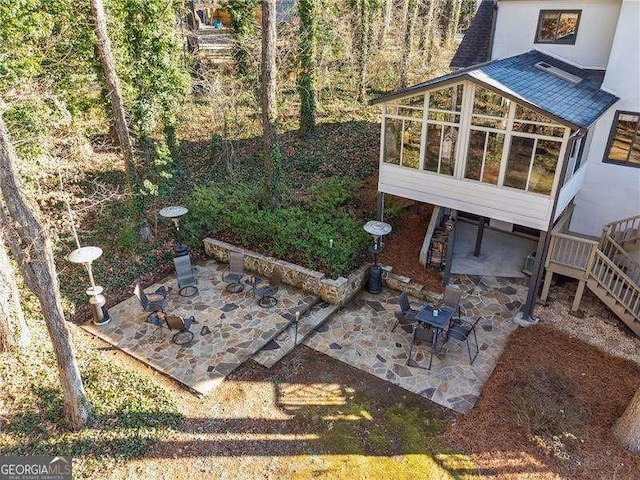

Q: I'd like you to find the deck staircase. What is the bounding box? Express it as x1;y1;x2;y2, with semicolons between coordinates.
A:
543;212;640;336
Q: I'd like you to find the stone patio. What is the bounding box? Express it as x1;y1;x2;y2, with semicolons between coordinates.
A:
82;260;316;395
303;275;528;413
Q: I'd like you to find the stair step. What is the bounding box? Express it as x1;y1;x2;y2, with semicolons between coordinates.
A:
253;301;339;368
250;295;318;354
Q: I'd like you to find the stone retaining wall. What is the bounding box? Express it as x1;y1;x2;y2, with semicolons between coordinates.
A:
203;238;442;306
381;266;443;304
203;238;367;306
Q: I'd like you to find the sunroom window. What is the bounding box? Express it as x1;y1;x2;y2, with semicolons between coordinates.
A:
423;85;463;176
504;137;561;195
466;87;510;184
383;94;424;169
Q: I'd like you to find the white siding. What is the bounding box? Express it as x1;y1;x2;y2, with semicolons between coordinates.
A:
492;0;621;69
556;163;587;220
570;1;640;235
378;163;552;230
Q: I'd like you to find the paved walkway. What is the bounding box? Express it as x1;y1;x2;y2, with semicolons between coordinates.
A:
304;275;528;412
82;261;315;395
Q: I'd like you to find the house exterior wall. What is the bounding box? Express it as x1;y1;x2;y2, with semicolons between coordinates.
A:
492;0;621;69
378;163;553;230
570;0;640;235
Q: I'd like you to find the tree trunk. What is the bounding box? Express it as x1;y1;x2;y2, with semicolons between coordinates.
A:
446;0;463;48
378;0;393;46
0;114;92;430
613;388;640;453
425;0;440;62
261;0;280;209
0;236;16;353
90;0;151;240
298;0;317;137
356;0;369;102
399;0;420;87
0;233;29;352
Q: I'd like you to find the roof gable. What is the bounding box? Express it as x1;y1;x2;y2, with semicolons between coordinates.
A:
450;0;497;69
372;51;618;129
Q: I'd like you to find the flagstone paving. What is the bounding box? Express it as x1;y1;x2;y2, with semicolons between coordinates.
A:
81;260;315;395
303;275;528;413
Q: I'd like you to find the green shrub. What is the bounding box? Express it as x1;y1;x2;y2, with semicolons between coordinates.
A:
183;183;368;276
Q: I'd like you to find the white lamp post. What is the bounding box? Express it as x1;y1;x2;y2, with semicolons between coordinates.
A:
68;246;110;325
159;205;189;257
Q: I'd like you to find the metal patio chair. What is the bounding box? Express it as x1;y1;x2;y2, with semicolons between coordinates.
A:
446;317;481;365
164;314;196;346
223;251;246;293
255;267;282;308
442;284;462;322
134;283;171;320
406;322;435;369
392;291;419;333
174;254;198;297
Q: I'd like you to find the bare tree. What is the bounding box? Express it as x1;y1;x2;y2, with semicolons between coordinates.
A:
0;234;28;352
90;0;151;240
378;0;393;46
261;0;281;209
0;238;16;352
420;0;440;62
0;113;92;430
446;0;463;47
356;0;370;102
399;0;421;87
613;389;640;453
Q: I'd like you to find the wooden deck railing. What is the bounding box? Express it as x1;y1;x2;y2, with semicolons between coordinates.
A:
546;232;598;273
599;234;640;283
590;251;640;319
606;214;640;244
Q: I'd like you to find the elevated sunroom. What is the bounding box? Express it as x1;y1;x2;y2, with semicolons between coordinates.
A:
372;51;618;232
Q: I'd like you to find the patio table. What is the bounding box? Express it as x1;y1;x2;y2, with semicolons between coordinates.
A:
415;304;454;353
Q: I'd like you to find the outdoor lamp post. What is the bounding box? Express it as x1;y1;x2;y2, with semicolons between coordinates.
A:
68;246;111;325
363;220;392;294
159;205;189;257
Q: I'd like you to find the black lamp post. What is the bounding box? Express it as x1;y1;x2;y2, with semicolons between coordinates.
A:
364;220;392;294
159;206;189;257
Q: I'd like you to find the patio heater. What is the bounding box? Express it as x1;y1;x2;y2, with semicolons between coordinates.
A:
364;220;392;294
160;206;189;257
68;246;111;325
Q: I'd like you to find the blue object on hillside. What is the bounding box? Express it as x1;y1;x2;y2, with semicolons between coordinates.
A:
213;20;223;29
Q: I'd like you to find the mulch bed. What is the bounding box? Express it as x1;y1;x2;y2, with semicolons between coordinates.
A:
379;206;444;294
443;323;640;479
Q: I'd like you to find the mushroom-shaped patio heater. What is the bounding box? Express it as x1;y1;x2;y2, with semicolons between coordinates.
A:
364;220;392;265
160;206;189;257
68;246;111;325
364;220;392;295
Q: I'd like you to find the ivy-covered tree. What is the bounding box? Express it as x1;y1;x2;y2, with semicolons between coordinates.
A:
298;0;317;137
260;0;281;209
226;0;260;74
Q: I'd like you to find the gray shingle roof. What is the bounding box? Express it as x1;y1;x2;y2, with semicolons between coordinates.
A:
450;0;497;69
371;51;618;129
